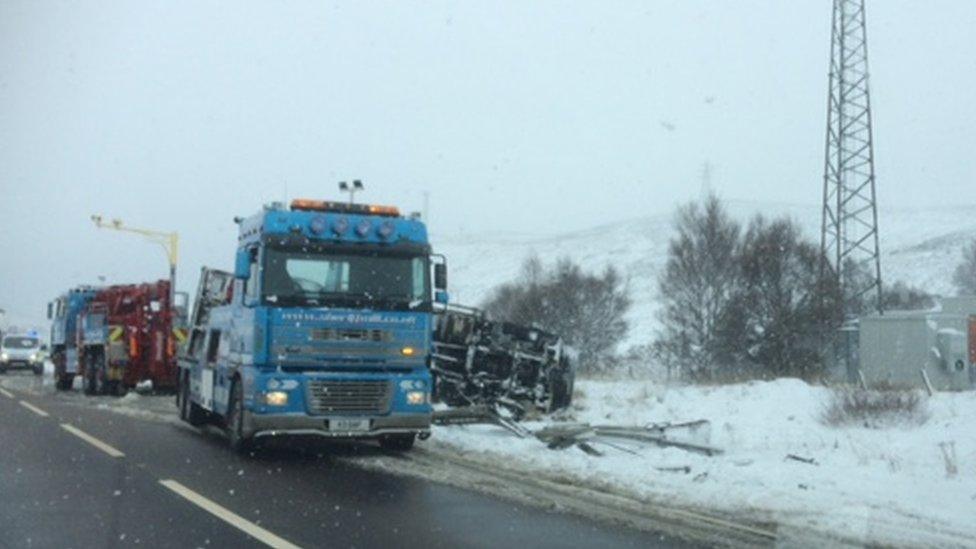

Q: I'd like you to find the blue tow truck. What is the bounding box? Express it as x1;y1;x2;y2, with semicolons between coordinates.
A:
48;287;100;390
177;199;446;452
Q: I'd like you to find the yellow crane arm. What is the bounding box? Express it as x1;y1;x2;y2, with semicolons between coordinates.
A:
90;215;179;266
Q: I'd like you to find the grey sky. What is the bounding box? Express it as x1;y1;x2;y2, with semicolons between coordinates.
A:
1;1;974;327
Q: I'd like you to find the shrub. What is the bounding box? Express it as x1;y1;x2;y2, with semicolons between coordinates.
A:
823;386;929;428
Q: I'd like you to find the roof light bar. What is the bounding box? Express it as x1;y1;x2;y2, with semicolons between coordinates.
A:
289;199;400;217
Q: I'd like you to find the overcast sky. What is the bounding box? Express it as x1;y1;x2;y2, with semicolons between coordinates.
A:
1;1;974;327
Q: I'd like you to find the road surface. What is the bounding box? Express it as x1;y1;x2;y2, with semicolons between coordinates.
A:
0;374;700;548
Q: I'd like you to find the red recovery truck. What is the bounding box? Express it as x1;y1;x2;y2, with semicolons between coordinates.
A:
76;280;186;395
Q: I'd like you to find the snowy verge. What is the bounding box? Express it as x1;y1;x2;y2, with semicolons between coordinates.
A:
427;378;976;548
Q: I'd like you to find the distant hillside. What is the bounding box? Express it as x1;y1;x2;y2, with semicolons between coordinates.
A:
432;202;976;349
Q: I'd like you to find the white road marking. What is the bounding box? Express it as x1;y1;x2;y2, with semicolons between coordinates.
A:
0;387;13;398
159;479;302;549
60;423;126;458
19;400;49;417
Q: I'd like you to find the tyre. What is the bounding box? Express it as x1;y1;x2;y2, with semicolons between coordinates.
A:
82;367;97;395
108;380;126;397
56;374;74;391
32;364;43;376
93;355;109;396
547;360;575;413
379;434;416;452
431;374;468;407
0;364;7;375
178;374;207;426
225;379;253;454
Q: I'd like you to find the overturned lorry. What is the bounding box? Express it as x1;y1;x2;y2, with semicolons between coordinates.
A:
432;304;574;417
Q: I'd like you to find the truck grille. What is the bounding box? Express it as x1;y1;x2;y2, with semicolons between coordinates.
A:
306;379;392;415
310;328;391;342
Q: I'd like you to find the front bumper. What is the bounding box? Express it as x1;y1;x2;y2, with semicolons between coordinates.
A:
244;411;431;440
1;360;40;370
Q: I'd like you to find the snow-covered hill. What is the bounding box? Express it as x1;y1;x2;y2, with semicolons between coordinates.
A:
432;202;976;349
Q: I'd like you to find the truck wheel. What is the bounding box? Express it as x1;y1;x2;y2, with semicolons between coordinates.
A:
547;363;574;413
379;434;416;452
94;365;109;396
83;368;97;395
111;381;127;397
226;380;253;454
179;374;207;426
56;374;74;391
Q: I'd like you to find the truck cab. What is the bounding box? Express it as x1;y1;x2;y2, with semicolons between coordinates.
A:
48;287;99;390
178;199;445;452
76;281;183;396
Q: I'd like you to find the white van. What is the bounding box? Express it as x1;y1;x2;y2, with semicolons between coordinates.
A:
0;335;43;375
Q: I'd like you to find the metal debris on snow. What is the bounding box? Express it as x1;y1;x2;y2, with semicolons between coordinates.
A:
433;406;723;457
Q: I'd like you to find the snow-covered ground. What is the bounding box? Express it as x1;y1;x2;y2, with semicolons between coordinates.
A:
430;379;976;548
425;202;976;546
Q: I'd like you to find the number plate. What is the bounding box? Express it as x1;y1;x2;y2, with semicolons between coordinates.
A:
329;418;370;432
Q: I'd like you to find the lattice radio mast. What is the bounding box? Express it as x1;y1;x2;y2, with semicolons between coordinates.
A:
820;0;883;316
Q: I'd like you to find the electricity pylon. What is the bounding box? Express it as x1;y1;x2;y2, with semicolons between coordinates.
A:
820;0;883;317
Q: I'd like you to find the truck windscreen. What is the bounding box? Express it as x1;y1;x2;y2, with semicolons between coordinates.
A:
3;337;39;349
263;247;430;310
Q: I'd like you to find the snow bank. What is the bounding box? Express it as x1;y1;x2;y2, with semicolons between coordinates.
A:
429;379;976;547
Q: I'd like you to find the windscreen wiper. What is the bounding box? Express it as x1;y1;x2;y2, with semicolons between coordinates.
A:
369;295;430;309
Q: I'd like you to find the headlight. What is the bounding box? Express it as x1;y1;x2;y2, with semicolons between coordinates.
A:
263;391;289;406
406;391;427;405
29;354;38;362
400;346;416;356
0;353;8;361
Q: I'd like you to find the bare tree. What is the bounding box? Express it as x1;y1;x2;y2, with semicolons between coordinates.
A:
952;238;976;296
483;256;631;373
652;195;741;381
718;215;842;379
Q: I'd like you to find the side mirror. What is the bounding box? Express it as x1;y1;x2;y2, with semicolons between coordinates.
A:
435;290;450;305
47;302;53;320
434;263;447;291
235;249;252;280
